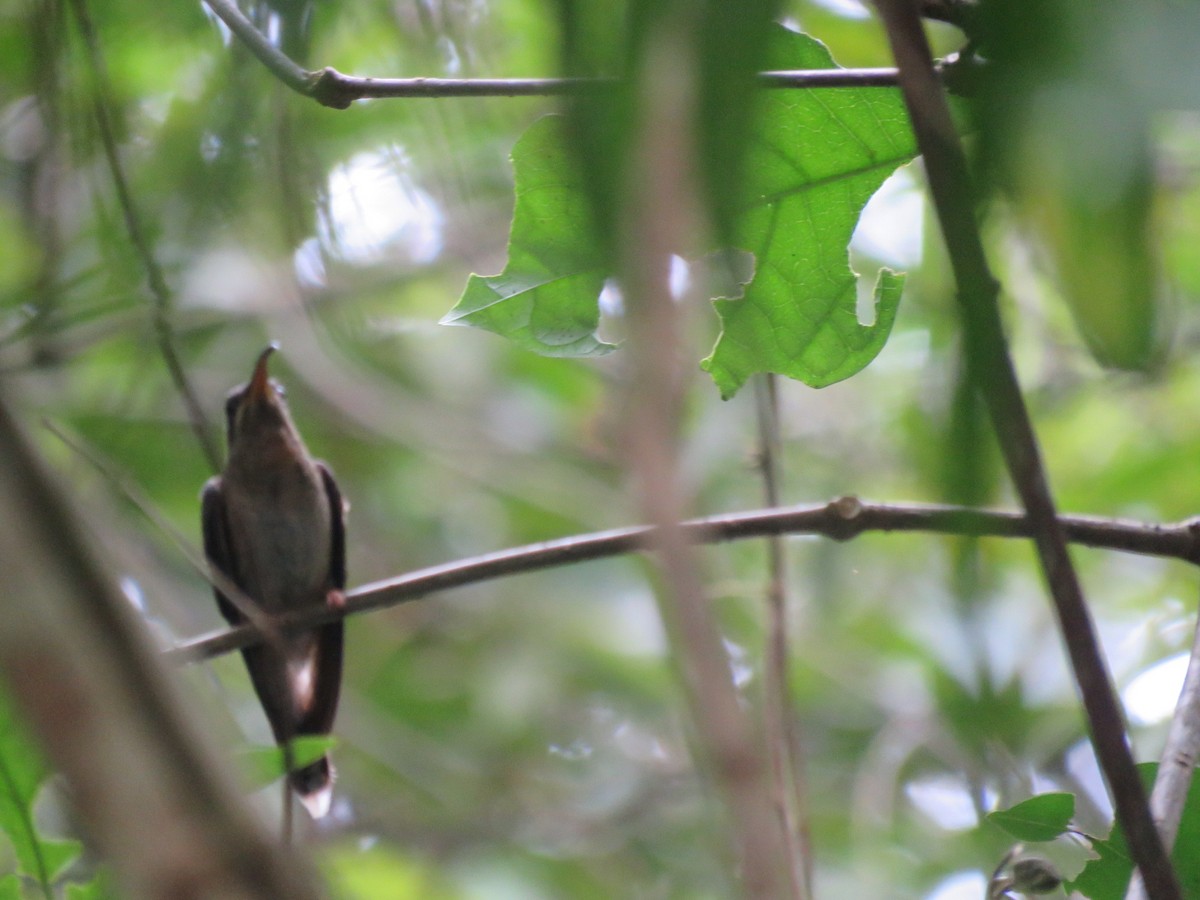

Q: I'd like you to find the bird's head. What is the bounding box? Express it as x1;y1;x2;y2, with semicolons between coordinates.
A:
223;343;297;449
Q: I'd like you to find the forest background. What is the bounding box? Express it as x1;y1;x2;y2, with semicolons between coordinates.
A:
1;0;1199;897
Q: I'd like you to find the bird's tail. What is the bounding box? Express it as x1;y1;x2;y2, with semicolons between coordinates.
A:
291;754;335;819
288;620;343;819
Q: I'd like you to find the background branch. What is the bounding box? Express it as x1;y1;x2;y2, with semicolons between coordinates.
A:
873;0;1178;895
754;375;811;899
615;17;791;894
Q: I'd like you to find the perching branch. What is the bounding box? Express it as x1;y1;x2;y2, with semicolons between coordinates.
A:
873;1;1178;896
169;497;1200;665
69;0;221;474
200;0;968;109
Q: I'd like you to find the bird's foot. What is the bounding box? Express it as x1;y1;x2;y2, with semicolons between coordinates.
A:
326;588;346;610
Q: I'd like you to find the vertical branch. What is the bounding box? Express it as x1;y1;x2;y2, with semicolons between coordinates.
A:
872;1;1179;896
618;20;793;899
753;375;811;899
67;0;222;474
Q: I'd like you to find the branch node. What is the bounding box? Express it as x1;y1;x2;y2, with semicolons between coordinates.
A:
1185;518;1200;564
828;495;864;541
307;67;353;110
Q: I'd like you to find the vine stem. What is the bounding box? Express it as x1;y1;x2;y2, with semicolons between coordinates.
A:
873;1;1179;896
754;376;812;900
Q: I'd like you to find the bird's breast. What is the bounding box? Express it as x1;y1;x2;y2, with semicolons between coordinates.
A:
222;461;333;614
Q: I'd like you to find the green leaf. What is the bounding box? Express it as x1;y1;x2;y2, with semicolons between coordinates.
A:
0;687;81;889
447;27;921;389
0;874;19;900
1067;763;1200;898
701;28;918;397
986;792;1075;842
235;736;338;791
442;116;614;358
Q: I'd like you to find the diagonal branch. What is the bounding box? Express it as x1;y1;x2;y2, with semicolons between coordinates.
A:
872;0;1178;896
167;497;1200;665
0;393;318;899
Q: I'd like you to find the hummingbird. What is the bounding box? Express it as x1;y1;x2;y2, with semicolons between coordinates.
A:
201;344;346;819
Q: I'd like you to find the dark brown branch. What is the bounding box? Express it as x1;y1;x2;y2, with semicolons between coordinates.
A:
69;0;221;473
872;1;1178;896
168;498;1200;664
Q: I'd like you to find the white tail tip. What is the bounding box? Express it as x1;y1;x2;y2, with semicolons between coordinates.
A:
298;783;333;819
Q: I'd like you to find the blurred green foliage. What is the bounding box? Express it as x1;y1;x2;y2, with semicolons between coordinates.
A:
1;0;1200;897
0;688;82;897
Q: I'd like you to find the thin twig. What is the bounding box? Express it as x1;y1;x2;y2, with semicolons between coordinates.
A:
167;497;1200;664
872;1;1178;896
68;0;221;473
200;0;964;109
754;375;811;900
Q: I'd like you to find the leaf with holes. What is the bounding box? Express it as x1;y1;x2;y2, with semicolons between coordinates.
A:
701;27;918;397
447;27;922;393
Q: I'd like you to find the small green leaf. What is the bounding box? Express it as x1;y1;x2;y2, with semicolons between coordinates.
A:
986;792;1075;842
236;736;337;791
1068;831;1133;900
0;874;19;900
1067;763;1200;898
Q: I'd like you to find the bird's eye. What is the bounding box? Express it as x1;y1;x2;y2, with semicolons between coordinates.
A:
274;382;286;398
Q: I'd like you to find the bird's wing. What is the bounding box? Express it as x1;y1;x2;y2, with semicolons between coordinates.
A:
200;476;243;627
318;462;346;590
